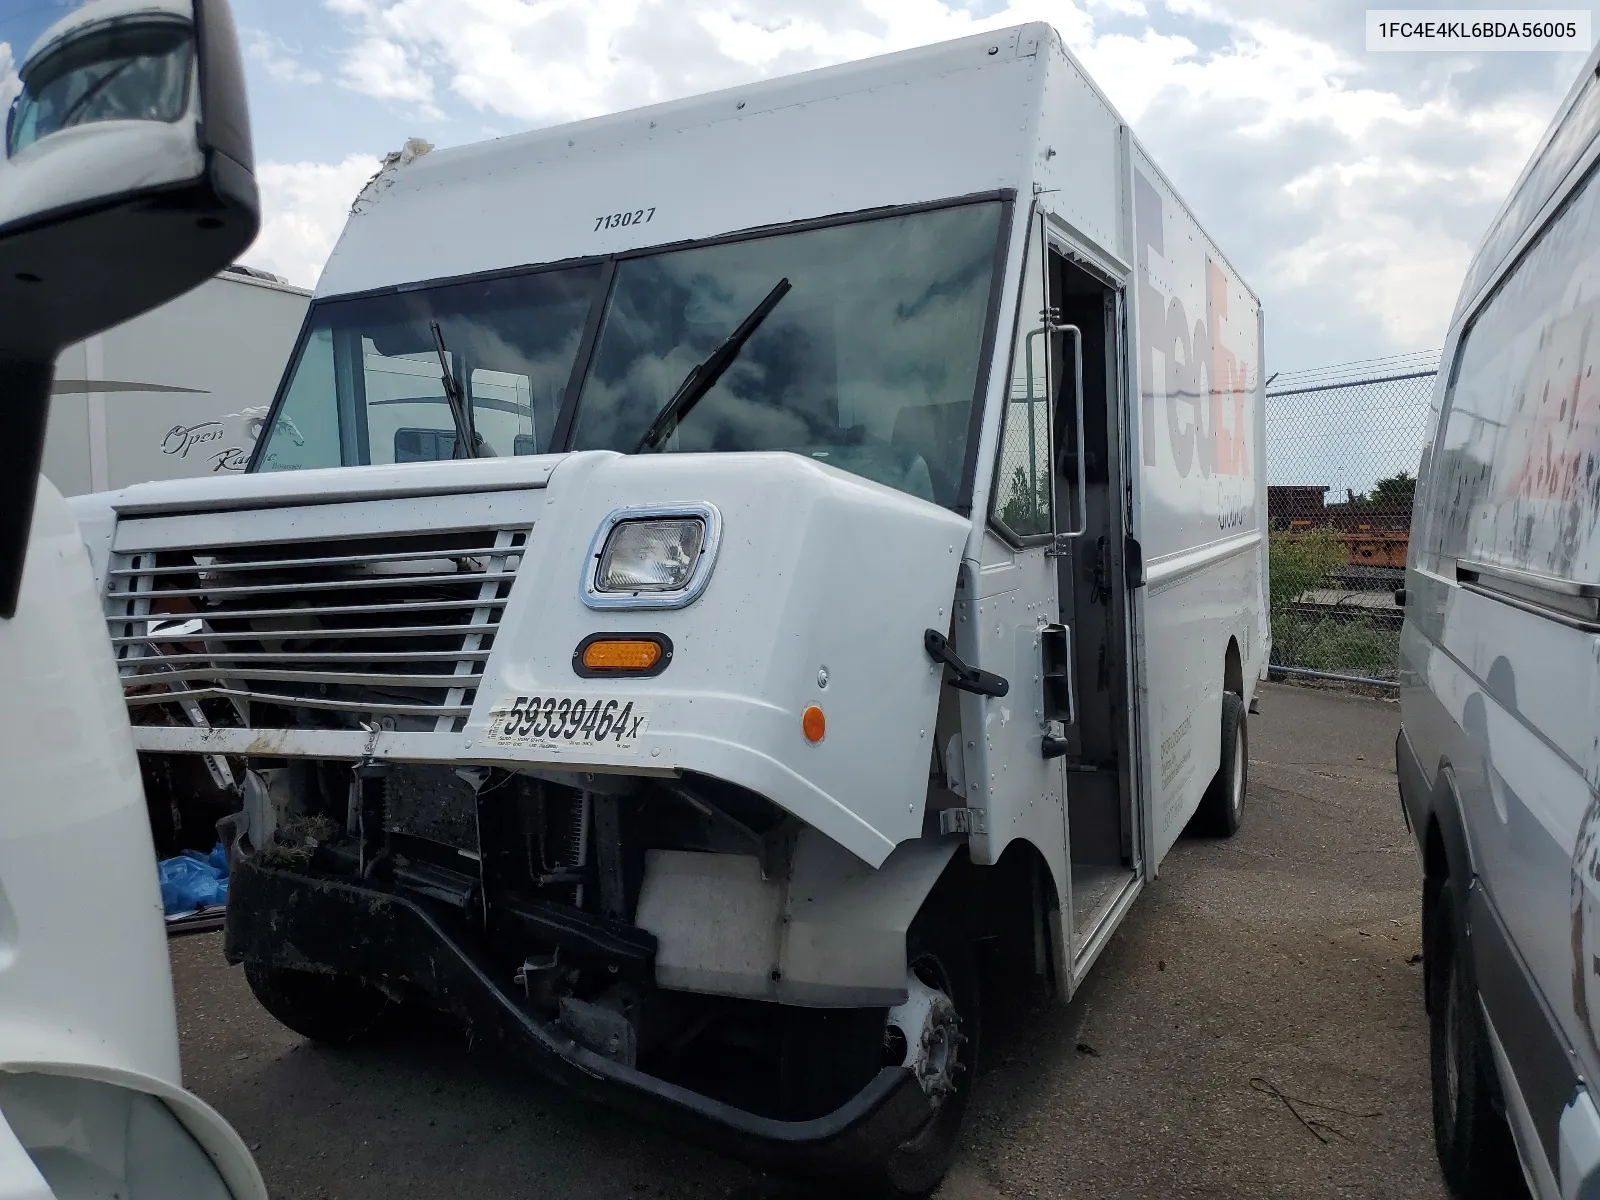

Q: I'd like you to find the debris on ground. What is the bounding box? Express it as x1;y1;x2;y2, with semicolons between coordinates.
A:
1249;1076;1382;1146
159;842;229;916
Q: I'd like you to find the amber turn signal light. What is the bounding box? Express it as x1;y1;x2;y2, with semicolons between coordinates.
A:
573;633;672;677
802;705;826;743
584;639;661;671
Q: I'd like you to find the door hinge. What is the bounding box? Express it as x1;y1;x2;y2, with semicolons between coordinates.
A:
939;807;988;836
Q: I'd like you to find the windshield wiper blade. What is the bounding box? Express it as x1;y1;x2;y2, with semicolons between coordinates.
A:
633;277;792;453
429;320;479;459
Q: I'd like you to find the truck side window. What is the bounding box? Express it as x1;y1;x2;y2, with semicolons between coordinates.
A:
992;215;1052;537
1431;154;1600;582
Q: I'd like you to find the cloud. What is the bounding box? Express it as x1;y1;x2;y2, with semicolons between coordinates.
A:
1089;0;1148;16
0;41;19;112
338;35;437;110
244;154;382;288
323;0;1097;125
284;0;1575;369
1115;13;1558;362
244;30;322;86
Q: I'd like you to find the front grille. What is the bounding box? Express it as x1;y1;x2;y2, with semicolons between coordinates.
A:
106;526;529;734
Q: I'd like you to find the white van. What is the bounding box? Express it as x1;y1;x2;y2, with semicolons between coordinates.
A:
42;264;309;496
69;24;1267;1193
1398;38;1600;1200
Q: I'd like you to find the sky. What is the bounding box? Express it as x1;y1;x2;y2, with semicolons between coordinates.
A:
0;0;1591;377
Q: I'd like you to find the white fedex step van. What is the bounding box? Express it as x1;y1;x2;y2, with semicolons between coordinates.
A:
71;24;1267;1194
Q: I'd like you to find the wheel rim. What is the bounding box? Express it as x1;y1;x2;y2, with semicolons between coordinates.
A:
1443;953;1462;1113
1230;722;1246;817
895;951;969;1152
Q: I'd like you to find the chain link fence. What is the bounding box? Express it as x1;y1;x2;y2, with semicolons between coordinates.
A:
1264;351;1440;688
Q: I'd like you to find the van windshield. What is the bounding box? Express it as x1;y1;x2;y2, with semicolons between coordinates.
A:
256;200;1004;507
9;18;192;157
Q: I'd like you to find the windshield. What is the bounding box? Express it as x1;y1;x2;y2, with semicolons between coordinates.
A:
256;200;1005;507
8;18;192;157
257;265;606;470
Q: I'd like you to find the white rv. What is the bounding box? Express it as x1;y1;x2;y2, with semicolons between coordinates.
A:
70;24;1267;1194
43;264;309;496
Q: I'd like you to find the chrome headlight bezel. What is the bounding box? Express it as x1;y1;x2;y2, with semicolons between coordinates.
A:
581;502;722;610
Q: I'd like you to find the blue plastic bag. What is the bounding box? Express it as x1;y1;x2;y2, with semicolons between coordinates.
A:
158;842;229;915
180;843;229;878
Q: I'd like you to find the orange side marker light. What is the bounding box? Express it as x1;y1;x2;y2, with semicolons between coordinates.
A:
802;705;826;744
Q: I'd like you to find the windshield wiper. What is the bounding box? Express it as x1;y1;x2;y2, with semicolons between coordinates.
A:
429;320;480;459
633;277;792;453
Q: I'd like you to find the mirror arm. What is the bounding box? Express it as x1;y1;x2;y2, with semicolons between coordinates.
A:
925;629;1010;698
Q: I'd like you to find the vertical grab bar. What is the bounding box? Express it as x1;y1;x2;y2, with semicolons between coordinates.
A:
1024;324;1049;526
1051;321;1088;539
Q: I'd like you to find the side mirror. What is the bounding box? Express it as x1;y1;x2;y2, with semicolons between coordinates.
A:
0;0;258;355
0;0;260;616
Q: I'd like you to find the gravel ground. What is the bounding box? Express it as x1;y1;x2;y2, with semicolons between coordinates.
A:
171;681;1442;1199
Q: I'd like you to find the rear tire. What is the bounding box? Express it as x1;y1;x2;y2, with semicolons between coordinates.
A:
1195;691;1247;837
243;963;394;1045
1427;882;1527;1198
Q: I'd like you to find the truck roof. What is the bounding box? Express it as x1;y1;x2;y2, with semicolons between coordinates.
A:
319;24;1062;299
1453;38;1600;325
25;0;191;62
221;263;310;296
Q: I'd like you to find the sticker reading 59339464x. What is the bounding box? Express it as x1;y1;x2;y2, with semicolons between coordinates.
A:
482;694;652;753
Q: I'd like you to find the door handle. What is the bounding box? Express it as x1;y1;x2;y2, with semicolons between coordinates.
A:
1040;623;1074;724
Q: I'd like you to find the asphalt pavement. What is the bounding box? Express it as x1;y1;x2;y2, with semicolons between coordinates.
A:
171;681;1442;1199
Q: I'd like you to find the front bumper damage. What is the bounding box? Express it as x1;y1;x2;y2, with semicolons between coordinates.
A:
224;858;934;1179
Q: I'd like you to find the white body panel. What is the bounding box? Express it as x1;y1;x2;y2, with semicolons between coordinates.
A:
930;37;1265;897
80;451;966;867
320;29;1045;300
42;271;309;496
1127;147;1266;863
0;478;265;1200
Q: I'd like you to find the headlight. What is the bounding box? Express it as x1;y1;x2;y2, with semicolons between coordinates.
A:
582;503;722;610
598;519;704;591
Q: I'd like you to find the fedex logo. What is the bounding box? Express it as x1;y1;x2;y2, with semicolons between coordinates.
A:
1134;170;1254;481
